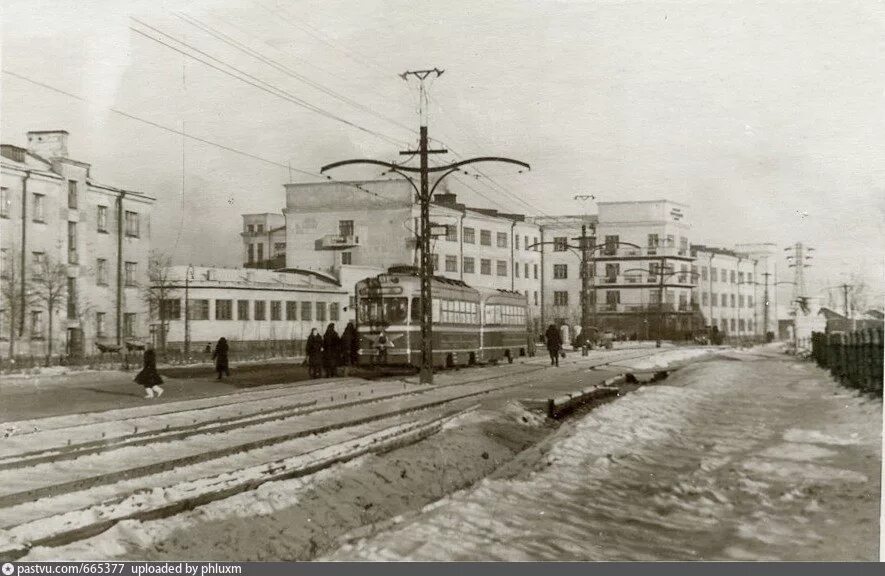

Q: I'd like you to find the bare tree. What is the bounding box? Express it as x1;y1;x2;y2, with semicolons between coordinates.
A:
1;245;28;357
142;251;178;353
30;253;69;361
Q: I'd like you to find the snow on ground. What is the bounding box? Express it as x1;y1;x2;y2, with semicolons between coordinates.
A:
604;347;716;371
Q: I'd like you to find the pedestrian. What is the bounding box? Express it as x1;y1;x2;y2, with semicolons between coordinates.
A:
134;344;164;399
340;320;359;367
322;323;341;378
212;337;230;381
305;328;323;378
545;323;562;367
375;330;392;365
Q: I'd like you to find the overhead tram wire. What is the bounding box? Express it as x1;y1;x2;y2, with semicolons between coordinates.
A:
1;69;396;203
129;18;408;148
172;11;418;138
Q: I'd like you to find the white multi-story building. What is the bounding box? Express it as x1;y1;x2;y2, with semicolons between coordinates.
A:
151;266;350;353
242;212;286;270
244;180;545;330
1;130;155;358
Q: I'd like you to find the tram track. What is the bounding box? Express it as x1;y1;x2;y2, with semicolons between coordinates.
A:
0;347;678;559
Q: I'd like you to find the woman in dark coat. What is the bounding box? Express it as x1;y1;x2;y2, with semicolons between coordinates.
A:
545;323;562;367
305;328;324;378
134;345;164;398
340;321;359;367
322;323;341;378
212;337;230;380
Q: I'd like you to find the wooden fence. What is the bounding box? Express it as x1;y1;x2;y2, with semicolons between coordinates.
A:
811;329;883;396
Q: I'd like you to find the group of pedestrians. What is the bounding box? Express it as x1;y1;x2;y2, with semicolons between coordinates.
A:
305;321;360;378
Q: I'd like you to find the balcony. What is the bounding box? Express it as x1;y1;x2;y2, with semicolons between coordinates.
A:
316;234;360;250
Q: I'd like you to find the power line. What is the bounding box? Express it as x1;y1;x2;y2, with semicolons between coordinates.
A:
172;11;418;138
2;69;397;202
129;18;407;147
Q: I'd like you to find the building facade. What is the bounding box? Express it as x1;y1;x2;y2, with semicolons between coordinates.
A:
692;245;766;338
242;212;286;270
1;130;155;358
150;266;350;353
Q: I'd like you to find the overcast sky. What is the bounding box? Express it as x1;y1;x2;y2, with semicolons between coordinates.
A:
2;0;883;309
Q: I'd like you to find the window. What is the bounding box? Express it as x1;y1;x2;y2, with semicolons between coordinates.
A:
738;295;745;308
514;263;520;278
32;252;46;278
679;236;688;256
739;319;746;332
96;312;106;337
603;235;619;255
480;258;491;275
67;180;78;209
606;290;621;308
161;299;181;320
553;264;568;279
0;249;8;279
124;262;137;286
257;224;264;234
729;294;735;308
524;235;530;251
533;264;538;279
97;206;108;232
274;242;286;255
188;299;210;320
679;264;688;283
286;301;298;320
711;292;717;307
1;187;9;218
67;277;77;320
32;193;45;222
738;272;745;283
553;291;569;306
748;296;754;308
93;258;107;286
342;251;352;265
257;243;264;262
68;222;78;264
445;255;458;273
533;291;539;305
515;235;520;249
650;289;662;305
270;301;282;320
463;227;475;244
553;237;568;252
702;292;709;306
605;263;619;283
480;230;492;246
701;266;708;281
254;300;266;320
125;211;140;238
461;256;476;274
730;319;736;332
301;301;312;321
247;224;254;233
496;232;508;248
339;220;354;237
216;299;233;320
496;260;507;277
124;313;136;337
237;300;250;320
721;293;727;307
316;301;327;322
730;270;736;284
330;302;339;321
711;267;718;282
720;319;727;331
524;263;529;278
30;310;43;338
247;244;254;264
679;293;688;310
748;273;753;283
647;234;659;254
533;237;539;252
446;226;458;242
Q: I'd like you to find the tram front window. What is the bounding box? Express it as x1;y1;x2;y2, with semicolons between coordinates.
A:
384;297;408;324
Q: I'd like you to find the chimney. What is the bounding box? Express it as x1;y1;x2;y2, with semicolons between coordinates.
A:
26;130;69;158
434;192;458;207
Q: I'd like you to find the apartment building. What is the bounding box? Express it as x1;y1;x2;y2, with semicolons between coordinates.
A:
242;212;286;269
1;130;155;357
692;245;767;337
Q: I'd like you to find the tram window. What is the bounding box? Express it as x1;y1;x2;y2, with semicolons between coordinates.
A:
411;298;421;322
359;299;382;323
384;297;408;324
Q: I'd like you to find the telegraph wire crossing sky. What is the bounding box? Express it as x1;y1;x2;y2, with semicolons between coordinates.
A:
1;0;882;304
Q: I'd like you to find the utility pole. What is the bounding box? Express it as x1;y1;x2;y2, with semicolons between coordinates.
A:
761;272;772;342
321;69;529;384
573;194;595;342
184;264;193;356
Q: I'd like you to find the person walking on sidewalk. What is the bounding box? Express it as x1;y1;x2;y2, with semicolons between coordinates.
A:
305;328;324;378
545;323;562;367
212;337;230;381
134;345;164;399
322;323;341;378
340;320;360;368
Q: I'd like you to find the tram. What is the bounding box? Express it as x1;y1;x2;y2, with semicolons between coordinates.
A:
355;267;532;368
